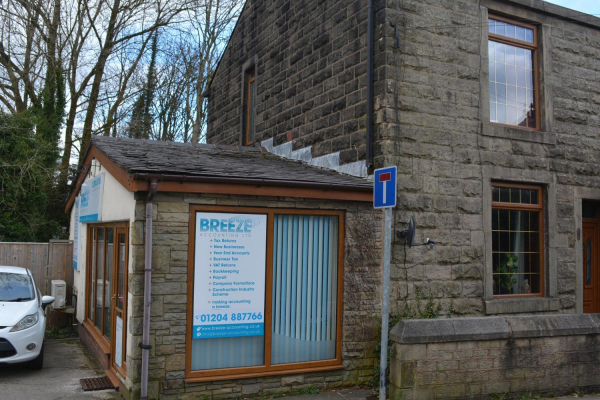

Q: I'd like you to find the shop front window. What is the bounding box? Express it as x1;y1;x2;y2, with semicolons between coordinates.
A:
188;207;343;380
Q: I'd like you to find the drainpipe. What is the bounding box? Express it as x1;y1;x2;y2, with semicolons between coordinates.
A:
366;0;375;174
140;179;158;400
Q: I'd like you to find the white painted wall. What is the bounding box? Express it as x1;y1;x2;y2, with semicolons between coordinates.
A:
68;160;136;323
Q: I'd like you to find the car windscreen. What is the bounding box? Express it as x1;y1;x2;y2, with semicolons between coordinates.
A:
0;272;35;302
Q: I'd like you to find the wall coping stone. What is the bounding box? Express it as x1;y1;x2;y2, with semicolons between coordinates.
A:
390;314;600;344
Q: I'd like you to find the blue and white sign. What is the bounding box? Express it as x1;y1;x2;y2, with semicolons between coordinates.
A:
193;212;267;339
374;166;397;209
80;173;104;223
72;196;80;270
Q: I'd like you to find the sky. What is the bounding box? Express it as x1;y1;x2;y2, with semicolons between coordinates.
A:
543;0;600;16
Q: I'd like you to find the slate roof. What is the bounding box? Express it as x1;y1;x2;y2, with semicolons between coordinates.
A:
91;135;371;190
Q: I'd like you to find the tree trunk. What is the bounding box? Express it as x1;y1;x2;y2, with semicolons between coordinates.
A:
79;0;120;164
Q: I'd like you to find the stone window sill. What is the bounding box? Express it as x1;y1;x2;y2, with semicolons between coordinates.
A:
485;297;560;315
482;123;556;145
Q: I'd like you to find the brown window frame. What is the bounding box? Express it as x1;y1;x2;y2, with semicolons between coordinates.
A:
488;14;541;131
185;205;345;382
244;69;256;146
84;222;129;364
491;182;545;298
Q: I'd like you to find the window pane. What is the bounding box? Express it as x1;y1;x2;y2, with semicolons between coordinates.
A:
249;80;256;143
517;87;527;108
526;29;534;43
506;46;516;66
490;81;497;102
506;67;516;88
496;43;505;63
490;102;497;122
507;85;516;106
496;21;506;37
525;50;533;70
89;228;96;322
104;228;114;339
191;212;267;371
517;108;528;127
492;207;542;295
497;104;506;124
497;84;506;104
492;187;500;202
496;63;506;84
489;61;495;82
488;41;495;61
95;228;105;330
271;215;338;364
507;106;517;126
583;203;599;219
516;48;526;68
0;273;34;301
117;233;126;310
521;189;531;204
505;24;516;39
489;18;534;43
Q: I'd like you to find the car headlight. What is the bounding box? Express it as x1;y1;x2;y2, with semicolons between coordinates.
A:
10;313;39;332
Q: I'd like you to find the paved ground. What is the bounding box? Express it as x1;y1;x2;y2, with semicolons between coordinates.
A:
278;390;600;400
0;339;121;400
282;389;374;400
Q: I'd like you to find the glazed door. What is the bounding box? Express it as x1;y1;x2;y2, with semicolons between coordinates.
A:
583;222;599;314
110;228;128;376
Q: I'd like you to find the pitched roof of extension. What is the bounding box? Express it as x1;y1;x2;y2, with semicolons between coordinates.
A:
92;135;371;187
65;135;372;211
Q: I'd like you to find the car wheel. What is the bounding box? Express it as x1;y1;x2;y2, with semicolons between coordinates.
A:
27;344;44;370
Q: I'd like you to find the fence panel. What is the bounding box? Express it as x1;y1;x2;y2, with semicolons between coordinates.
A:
0;241;73;328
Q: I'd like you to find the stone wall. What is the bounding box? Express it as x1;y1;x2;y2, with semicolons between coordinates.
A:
207;0;600;317
379;0;600;317
390;314;600;399
206;0;384;174
125;193;383;399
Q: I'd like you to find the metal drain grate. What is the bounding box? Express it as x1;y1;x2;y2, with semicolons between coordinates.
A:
80;376;115;391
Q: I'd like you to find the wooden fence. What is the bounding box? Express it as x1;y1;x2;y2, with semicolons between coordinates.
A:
0;241;74;327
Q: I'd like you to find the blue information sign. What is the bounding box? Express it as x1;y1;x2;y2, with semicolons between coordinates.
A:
374;166;397;209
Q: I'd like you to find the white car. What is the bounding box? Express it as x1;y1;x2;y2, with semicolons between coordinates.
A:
0;266;54;369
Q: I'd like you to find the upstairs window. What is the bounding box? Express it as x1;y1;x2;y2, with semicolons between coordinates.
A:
492;183;544;297
244;68;256;145
488;16;539;130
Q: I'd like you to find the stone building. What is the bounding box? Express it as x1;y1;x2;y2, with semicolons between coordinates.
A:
67;136;381;399
203;0;600;397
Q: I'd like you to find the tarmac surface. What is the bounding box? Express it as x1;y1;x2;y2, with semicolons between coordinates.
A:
1;339;600;400
0;338;120;400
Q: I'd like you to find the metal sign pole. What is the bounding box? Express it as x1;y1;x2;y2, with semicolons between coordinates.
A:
380;206;392;400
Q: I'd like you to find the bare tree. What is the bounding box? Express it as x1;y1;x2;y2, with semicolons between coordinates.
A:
189;0;241;143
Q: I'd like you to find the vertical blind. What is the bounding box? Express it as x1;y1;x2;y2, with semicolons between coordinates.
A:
271;215;338;364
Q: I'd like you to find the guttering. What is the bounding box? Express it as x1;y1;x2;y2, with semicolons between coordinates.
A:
132;173;372;193
366;0;375;173
140;179;158;400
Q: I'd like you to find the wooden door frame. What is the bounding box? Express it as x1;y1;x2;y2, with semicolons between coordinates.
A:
84;221;129;370
110;226;129;378
582;213;600;314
